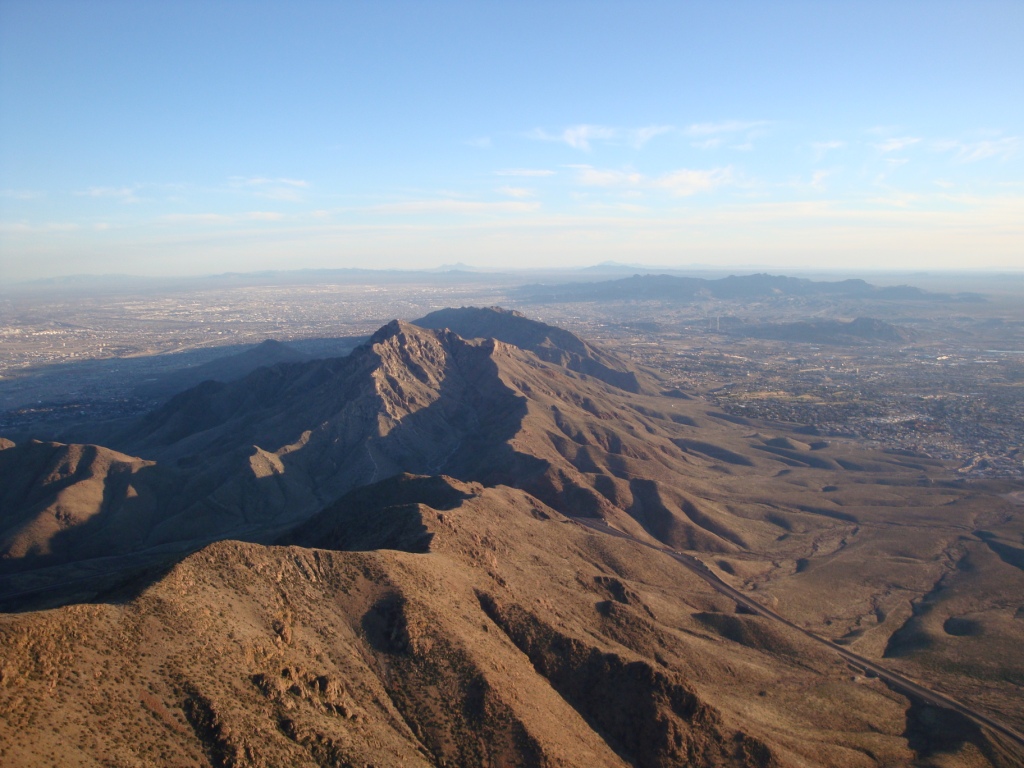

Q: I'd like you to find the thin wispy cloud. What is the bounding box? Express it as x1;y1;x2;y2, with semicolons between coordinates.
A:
572;166;646;187
799;169;832;191
529;124;673;151
497;186;534;198
867;191;923;208
692;138;722;151
258;188;305;202
78;186;140;203
232;177;308;188
812;141;846;160
933;136;1020;163
686;120;767;136
873;137;921;153
161;213;231;224
1;189;45;200
367;199;540;215
495;168;556;177
229;177;309;202
529;124;616;151
630;125;673;148
686;120;768;151
572;165;733;196
466;136;492;149
160;211;286;224
654;167;734;196
0;220;81;232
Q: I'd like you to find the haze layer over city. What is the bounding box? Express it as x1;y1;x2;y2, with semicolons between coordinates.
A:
1;3;1023;767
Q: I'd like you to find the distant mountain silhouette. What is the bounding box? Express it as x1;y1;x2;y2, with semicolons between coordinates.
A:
515;273;982;303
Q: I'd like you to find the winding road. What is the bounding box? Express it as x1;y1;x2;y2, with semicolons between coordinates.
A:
567;515;1024;753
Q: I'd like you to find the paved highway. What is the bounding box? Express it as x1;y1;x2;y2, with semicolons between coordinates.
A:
567;515;1024;754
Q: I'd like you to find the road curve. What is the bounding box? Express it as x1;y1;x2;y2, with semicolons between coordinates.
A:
567;515;1024;753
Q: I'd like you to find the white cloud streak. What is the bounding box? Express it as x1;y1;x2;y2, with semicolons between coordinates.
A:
631;125;673;147
366;199;540;215
529;124;673;151
78;186;140;203
933;136;1020;163
495;168;556;177
691;138;722;151
813;170;832;190
812;141;846;160
497;186;534;199
232;177;308;188
686;120;769;151
546;124;617;150
572;167;646;187
258;187;305;202
160;213;233;224
686;120;767;136
572;165;734;196
1;189;45;200
229;176;309;201
160;211;285;224
654;168;734;196
873;137;921;153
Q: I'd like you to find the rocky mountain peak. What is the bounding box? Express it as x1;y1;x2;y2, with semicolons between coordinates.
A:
414;305;644;393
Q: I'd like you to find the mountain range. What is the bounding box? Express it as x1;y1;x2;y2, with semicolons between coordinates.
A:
1;307;1022;767
515;273;984;303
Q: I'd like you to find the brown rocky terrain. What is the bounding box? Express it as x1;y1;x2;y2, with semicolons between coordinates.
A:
1;307;1022;766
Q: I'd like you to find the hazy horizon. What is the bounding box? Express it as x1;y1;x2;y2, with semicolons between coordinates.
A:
9;260;1024;282
2;1;1022;281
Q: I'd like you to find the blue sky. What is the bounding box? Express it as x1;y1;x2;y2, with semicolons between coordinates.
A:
1;0;1022;280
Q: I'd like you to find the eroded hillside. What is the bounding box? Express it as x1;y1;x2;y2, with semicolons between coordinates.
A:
1;308;1022;767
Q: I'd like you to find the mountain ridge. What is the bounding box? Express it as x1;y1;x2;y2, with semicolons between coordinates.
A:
413;306;646;393
515;272;984;303
1;307;1022;767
